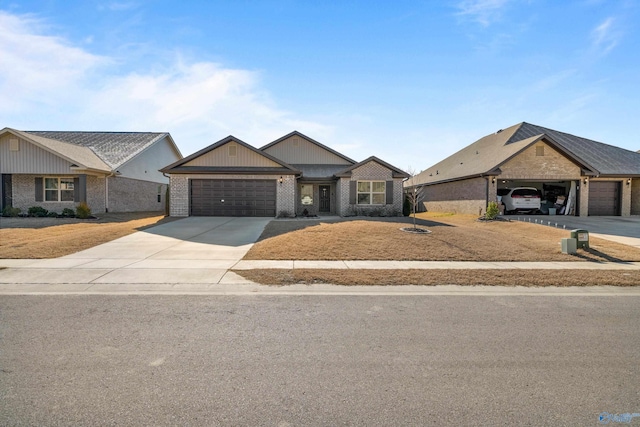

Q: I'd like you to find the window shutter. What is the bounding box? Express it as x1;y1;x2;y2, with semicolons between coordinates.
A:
386;181;394;204
35;177;43;202
74;178;80;202
74;175;87;203
349;181;357;204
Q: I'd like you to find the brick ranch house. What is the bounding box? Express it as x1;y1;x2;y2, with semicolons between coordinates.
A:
406;123;640;216
0;128;182;214
161;131;409;217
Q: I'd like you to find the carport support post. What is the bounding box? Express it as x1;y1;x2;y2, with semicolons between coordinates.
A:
485;176;497;212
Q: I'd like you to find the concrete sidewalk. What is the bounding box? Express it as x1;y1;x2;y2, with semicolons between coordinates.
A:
1;258;639;295
1;214;639;294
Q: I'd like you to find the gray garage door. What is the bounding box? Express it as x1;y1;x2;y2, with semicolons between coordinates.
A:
190;179;277;217
588;181;620;216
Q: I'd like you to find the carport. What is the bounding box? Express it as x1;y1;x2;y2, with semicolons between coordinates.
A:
497;179;579;215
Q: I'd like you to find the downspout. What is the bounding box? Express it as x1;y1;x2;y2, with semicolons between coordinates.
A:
484;176;490;214
105;172;116;213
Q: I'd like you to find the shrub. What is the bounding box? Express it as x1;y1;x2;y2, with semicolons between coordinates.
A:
277;210;294;219
485;201;499;220
403;194;411;216
28;206;48;217
62;209;75;217
61;208;76;218
47;211;59;218
76;202;92;219
2;206;21;217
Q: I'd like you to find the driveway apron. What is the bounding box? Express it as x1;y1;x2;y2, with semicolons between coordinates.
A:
0;217;271;287
513;215;640;248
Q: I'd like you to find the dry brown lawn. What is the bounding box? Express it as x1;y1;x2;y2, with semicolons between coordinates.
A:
0;212;173;258
242;212;640;286
244;213;640;262
236;269;640;287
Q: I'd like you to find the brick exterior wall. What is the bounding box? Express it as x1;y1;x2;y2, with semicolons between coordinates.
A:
500;143;582;180
418;144;638;216
632;178;640;215
422;177;487;215
168;174;296;217
278;175;296;217
337;161;404;216
10;174;106;214
107;176;167;213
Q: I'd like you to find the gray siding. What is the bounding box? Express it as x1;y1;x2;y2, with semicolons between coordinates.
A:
263;136;352;165
0;135;74;174
184;143;280;167
116;136;180;183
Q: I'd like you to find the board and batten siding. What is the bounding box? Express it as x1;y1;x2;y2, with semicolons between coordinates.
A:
116;136;179;183
184;143;281;167
0;135;74;174
263;136;352;165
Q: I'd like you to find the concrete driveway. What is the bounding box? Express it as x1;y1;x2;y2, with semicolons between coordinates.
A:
0;217;271;289
513;215;640;248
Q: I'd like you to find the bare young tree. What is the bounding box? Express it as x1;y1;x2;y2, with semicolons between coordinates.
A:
404;167;426;230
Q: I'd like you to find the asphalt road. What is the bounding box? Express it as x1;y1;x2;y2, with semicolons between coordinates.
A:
1;295;639;426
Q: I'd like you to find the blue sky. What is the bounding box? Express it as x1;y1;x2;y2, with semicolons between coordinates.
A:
1;0;638;172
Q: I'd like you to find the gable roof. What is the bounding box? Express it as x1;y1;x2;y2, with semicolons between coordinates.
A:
160;135;300;175
335;156;410;179
1;128;111;172
26;130;172;170
508;123;640;176
412;122;640;185
260;131;357;164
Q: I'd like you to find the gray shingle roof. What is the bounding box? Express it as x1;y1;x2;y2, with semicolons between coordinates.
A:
27;131;167;169
411;122;640;186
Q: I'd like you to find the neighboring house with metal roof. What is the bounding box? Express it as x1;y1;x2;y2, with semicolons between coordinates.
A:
0;128;182;214
407;123;640;217
161;131;408;217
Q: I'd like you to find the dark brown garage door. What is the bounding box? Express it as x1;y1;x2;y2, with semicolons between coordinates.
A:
190;179;277;217
588;181;620;216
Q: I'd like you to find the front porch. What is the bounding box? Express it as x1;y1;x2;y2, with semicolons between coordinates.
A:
297;182;336;216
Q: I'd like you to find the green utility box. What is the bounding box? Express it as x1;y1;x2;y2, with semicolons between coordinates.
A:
561;238;577;254
570;229;589;249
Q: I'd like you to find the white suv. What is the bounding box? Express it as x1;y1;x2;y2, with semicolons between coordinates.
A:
501;187;541;214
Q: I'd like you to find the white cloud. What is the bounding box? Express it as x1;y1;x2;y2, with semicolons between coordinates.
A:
0;11;106;110
83;60;329;154
590;17;620;55
456;0;510;27
99;2;139;12
0;10;329;155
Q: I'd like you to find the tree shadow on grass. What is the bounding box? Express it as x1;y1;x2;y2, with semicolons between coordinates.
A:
256;216;451;241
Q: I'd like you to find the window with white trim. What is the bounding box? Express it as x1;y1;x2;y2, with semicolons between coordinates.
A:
45;177;74;202
357;181;385;205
